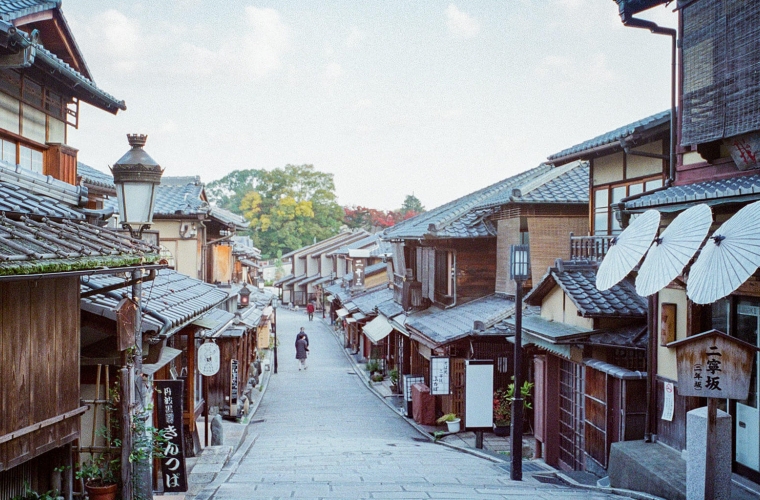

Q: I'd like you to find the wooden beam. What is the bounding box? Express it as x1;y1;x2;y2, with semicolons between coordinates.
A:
0;406;87;445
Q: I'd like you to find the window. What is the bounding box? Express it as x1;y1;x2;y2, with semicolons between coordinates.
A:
434;250;454;300
17;144;43;173
592;176;664;235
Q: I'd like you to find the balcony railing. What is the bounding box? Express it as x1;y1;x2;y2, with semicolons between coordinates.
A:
393;273;423;310
570;233;616;262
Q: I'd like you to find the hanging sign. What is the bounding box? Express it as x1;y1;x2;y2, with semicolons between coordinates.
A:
661;382;674;421
430;357;450;395
197;342;220;376
116;297;138;351
230;359;239;406
155;380;187;492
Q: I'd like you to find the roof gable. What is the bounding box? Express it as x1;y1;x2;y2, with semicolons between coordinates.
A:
526;261;646;318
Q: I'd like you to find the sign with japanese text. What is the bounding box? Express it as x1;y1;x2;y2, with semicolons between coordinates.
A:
661;382;674;421
230;359;239;407
430;357;450;395
155;380;187;493
670;330;756;400
197;342;220;376
353;259;366;288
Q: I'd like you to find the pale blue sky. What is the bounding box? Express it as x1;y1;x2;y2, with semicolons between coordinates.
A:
65;1;677;211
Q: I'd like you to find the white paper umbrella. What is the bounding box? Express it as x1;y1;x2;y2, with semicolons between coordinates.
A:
688;200;760;304
596;209;661;291
636;204;713;297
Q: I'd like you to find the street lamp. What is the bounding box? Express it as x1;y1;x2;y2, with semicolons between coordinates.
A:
239;284;251;308
110;134;164;239
111;133;163;500
510;244;530;481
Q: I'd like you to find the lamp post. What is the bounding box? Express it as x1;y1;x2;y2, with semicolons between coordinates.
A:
510;244;530;481
273;301;279;374
111;134;163;500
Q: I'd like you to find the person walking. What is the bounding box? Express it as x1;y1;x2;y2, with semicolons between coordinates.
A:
306;302;315;321
295;334;308;370
295;327;309;348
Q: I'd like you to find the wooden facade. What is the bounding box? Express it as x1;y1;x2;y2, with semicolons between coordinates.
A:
0;277;85;496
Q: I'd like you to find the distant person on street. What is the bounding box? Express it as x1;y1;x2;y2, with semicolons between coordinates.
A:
296;334;308;370
295;327;309;348
306;302;315;321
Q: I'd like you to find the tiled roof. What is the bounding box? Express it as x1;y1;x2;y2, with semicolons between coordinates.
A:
405;294;515;347
0;180;84;219
77;162;115;191
273;273;293;286
548;110;670;161
348;286;393;315
0;160;84;207
476;161;589;208
383;165;550;240
0;22;125;113
382;162;587;240
0;1;58;21
376;298;404;319
625;174;760;211
526;261;646;318
324;282;351;303
153;181;207;216
210;206;248;229
194;307;236;338
0;212;160;276
80;269;228;338
281;230;369;260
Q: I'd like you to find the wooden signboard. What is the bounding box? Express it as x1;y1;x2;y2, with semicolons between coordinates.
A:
669;329;757;400
116;297;138;351
430;357;450;395
155;380;188;493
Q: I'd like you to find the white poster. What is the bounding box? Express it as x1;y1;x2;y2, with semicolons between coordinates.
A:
661;382;674;421
465;360;494;429
430;357;450;395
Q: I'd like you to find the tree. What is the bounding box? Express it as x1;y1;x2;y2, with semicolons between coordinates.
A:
344;206;406;232
207;165;344;258
400;194;425;218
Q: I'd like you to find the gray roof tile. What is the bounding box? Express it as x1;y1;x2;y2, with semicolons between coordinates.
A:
0;211;159;276
0;180;84;219
77;162;115;190
406;294;515;347
80;269;228;337
548;110;670;161
626;174;760;210
347;286;393;315
0;1;57;21
527;261;646;318
154;181;207;216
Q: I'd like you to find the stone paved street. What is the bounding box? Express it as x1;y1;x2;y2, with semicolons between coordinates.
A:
190;308;640;500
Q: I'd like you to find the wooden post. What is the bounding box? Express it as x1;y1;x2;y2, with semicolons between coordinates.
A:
475;430;483;449
120;366;133;500
204;375;209;447
705;398;718;500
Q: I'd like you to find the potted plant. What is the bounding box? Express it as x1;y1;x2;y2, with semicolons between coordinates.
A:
436;413;461;433
493;380;534;437
75;454;119;500
389;368;399;393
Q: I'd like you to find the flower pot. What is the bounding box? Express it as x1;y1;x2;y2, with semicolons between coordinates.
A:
85;482;117;500
493;424;510;437
446;418;461;433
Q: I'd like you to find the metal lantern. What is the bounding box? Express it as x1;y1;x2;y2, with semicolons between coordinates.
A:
509;244;531;281
110;134;164;238
238;284;251;308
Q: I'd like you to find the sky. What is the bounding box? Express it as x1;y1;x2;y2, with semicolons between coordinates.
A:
64;1;678;212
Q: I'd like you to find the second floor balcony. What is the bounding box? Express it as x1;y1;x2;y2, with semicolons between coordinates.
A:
570;233;616;262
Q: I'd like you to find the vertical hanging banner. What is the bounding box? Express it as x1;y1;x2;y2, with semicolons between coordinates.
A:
430;357;450;395
155;380;188;492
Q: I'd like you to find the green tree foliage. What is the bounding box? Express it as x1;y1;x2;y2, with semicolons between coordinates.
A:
207;165;343;258
400;194;425;218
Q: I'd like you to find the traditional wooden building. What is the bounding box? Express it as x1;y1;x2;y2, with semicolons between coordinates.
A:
376;161;590;426
517;260;647;474
0;170;160;499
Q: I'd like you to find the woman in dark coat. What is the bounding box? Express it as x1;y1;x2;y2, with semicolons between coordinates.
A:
296;335;308;370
